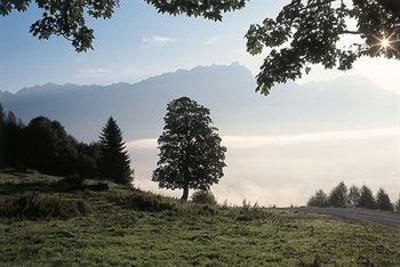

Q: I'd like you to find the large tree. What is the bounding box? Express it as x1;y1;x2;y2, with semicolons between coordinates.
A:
98;117;133;185
153;97;226;201
1;0;398;94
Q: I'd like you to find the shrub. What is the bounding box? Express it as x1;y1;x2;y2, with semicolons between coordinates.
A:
307;189;328;207
0;193;88;219
110;191;175;212
60;174;85;189
236;199;266;221
191;190;217;205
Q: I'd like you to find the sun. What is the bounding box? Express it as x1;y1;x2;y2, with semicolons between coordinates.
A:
381;37;390;49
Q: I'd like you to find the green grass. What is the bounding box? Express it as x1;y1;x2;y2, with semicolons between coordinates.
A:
0;170;399;266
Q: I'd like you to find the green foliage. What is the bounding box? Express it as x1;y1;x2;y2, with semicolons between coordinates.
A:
307;189;328;207
236;199;266;221
245;0;400;94
98;117;133;185
0;108;100;178
0;193;87;219
328;182;348;208
357;185;377;209
347;185;361;207
376;188;394;212
309;183;396;212
0;0;246;52
191;190;217;205
153;97;226;201
145;0;247;21
0;0;119;52
24;116;100;178
109;190;175;212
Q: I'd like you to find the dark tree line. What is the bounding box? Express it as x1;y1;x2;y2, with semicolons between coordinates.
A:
1;97;225;199
0;102;132;185
308;182;398;212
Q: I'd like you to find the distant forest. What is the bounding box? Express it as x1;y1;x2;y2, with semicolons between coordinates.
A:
308;182;400;213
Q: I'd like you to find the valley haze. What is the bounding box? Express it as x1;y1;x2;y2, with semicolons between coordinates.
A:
1;63;399;206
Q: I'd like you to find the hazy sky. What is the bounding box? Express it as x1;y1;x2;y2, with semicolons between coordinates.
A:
1;0;399;92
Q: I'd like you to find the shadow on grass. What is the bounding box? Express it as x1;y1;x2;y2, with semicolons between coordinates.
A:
0;180;109;195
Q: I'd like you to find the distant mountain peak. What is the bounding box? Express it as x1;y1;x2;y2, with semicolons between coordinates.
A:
6;63;254;96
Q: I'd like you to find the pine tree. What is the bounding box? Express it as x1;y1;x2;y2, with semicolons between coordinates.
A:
98;117;133;185
376;188;394;212
328;182;348;208
357;185;376;209
153;97;226;201
348;185;361;207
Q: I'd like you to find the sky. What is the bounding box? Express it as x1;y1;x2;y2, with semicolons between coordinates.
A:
1;0;399;93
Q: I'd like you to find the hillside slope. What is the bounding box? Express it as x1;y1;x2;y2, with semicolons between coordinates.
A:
0;171;399;265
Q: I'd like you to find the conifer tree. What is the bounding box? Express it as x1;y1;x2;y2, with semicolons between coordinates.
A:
376;188;394;212
357;185;376;209
98;117;133;185
328;182;348;208
153;97;226;201
348;185;361;207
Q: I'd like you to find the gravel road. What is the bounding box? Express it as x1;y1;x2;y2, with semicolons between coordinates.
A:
296;207;400;230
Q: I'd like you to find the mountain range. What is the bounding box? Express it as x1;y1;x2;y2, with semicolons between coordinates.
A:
1;63;398;142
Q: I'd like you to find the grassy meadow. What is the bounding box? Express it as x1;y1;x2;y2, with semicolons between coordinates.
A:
0;170;399;266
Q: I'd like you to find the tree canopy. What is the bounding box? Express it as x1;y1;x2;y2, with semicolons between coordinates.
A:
307;189;329;207
152;97;226;201
2;0;399;94
0;0;246;52
246;0;400;94
328;181;348;208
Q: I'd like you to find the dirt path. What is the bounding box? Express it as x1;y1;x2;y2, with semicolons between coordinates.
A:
296;207;400;230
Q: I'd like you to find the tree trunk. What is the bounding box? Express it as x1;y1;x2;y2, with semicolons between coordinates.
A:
181;185;189;201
